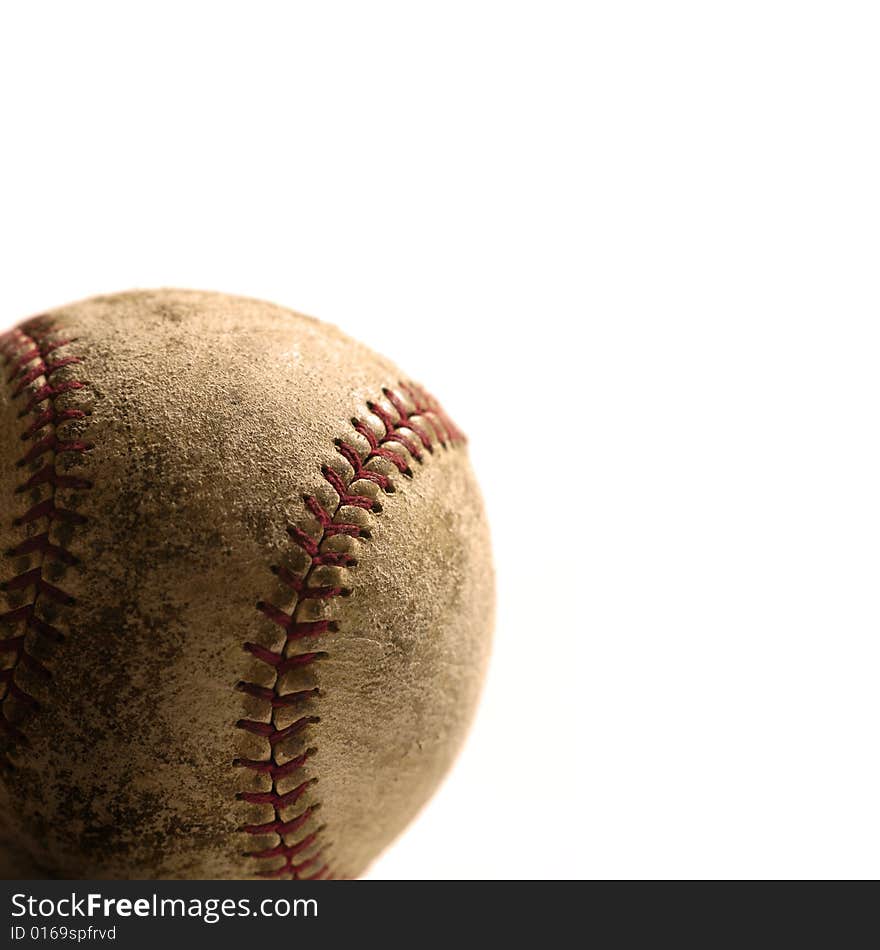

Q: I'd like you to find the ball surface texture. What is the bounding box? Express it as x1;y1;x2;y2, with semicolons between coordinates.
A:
0;290;493;879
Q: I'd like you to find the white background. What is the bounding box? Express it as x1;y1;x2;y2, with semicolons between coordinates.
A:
2;3;879;879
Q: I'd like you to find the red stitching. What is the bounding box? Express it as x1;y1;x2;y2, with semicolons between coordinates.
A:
12;498;87;527
20;380;87;416
0;319;91;770
248;833;321;859
6;534;79;566
235;717;320;744
240;805;321;838
15;466;92;494
239;778;316;807
233;747;317;779
236;380;466;879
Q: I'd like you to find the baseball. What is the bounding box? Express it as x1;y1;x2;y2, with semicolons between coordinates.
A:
0;290;494;879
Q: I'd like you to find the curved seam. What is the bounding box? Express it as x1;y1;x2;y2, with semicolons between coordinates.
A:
0;317;93;770
235;381;466;880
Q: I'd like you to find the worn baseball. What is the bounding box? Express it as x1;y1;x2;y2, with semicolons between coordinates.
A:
0;290;493;879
